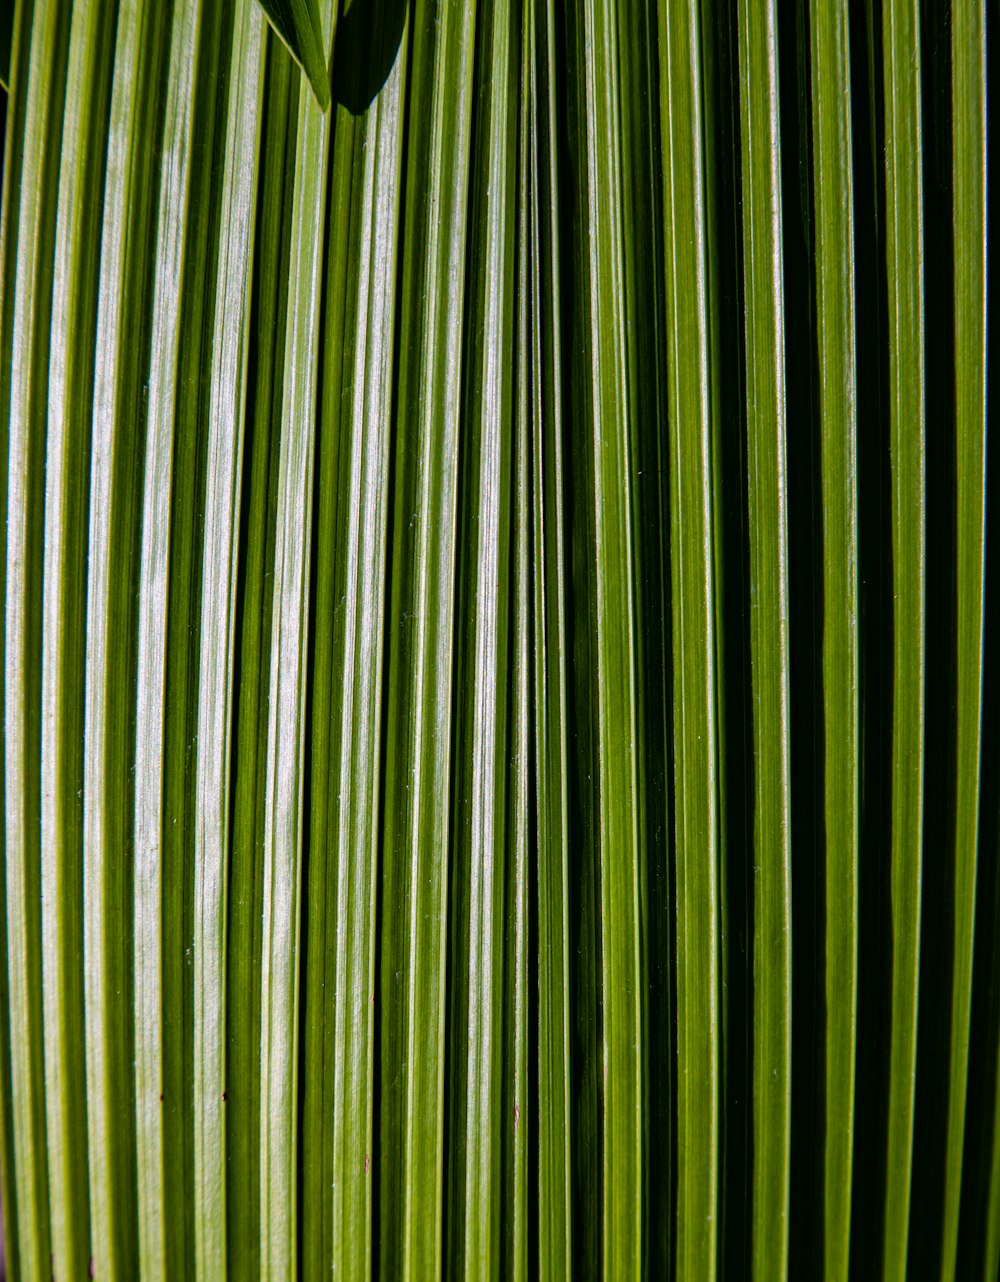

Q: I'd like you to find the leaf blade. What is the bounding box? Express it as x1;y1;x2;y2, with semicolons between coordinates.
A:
257;3;335;1277
2;0;70;1275
377;1;478;1274
735;0;793;1272
939;2;988;1275
879;1;926;1274
808;0;860;1274
528;1;573;1272
41;1;118;1276
255;0;331;110
658;0;722;1273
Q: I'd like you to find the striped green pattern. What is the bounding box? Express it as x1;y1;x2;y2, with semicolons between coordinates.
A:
0;1;995;1278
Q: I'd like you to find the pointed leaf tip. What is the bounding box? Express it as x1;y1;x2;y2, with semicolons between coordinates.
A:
255;0;331;110
0;0;12;91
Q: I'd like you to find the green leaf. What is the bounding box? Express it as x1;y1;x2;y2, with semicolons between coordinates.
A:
0;6;26;1248
527;0;572;1272
224;31;298;1282
879;0;925;1275
191;4;264;1278
257;2;335;1278
84;0;173;1271
132;2;233;1275
808;0;859;1275
378;0;477;1275
299;3;408;1277
735;0;793;1274
563;0;648;1271
254;0;331;111
658;0;723;1275
41;1;117;1278
506;38;531;1273
443;0;518;1269
939;3;988;1278
0;3;996;1279
2;0;69;1276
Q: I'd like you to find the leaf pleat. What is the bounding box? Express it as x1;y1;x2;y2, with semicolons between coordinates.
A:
378;0;477;1276
936;3;987;1278
225;33;298;1282
3;1;70;1277
503;34;531;1273
615;4;672;1274
658;0;722;1274
527;0;573;1273
192;3;264;1277
879;0;925;1276
41;2;117;1277
84;0;175;1270
563;0;648;1271
257;2;335;1277
300;2;408;1276
0;8;29;1264
444;0;518;1273
735;0;793;1273
133;2;238;1275
807;0;859;1275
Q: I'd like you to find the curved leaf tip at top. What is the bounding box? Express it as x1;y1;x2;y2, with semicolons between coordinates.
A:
255;0;331;110
0;0;12;91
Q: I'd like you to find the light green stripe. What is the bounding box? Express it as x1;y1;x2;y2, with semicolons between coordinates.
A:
258;4;335;1277
378;1;478;1274
808;0;859;1275
940;2;987;1276
659;0;721;1274
193;4;264;1277
41;1;117;1276
4;1;70;1276
736;0;793;1274
529;0;573;1271
880;0;925;1274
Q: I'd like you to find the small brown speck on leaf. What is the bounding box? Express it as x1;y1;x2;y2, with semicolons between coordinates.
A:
159;1093;164;1103
223;1092;227;1102
514;1102;520;1129
89;1259;96;1279
364;1153;370;1174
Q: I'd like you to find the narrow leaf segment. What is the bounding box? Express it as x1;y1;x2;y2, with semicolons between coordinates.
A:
880;0;925;1275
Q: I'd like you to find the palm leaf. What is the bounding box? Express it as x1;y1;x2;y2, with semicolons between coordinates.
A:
808;0;858;1273
257;5;335;1278
0;1;994;1279
42;1;116;1277
879;0;925;1274
735;0;793;1271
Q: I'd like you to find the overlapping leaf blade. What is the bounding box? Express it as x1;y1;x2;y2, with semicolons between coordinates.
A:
255;0;330;110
